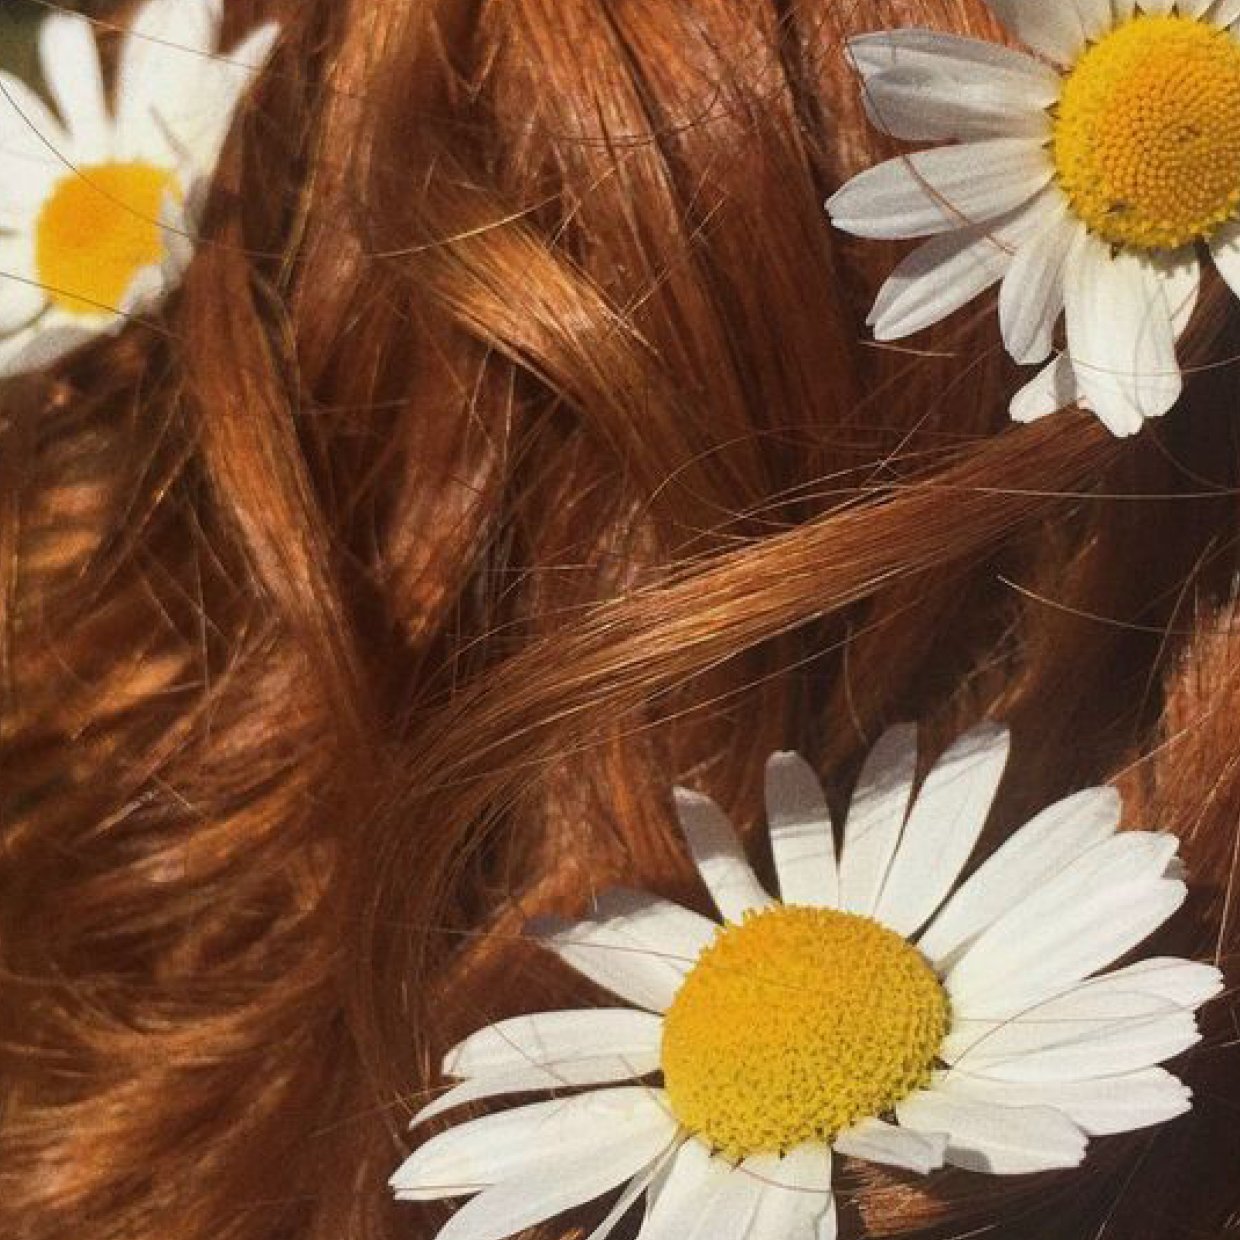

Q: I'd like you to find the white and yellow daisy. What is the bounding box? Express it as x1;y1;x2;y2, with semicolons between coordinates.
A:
0;0;278;377
391;723;1221;1240
826;1;1240;437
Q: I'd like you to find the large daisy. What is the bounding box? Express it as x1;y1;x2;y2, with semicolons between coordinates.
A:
0;0;278;377
826;1;1240;437
391;724;1221;1240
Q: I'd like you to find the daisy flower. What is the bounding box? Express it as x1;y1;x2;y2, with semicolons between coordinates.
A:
826;1;1240;437
0;0;278;377
391;723;1222;1240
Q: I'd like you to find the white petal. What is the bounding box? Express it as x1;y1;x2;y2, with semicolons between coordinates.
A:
826;140;1052;240
918;786;1119;966
868;201;1043;342
39;14;110;161
0;237;46;333
745;1146;835;1240
410;1103;676;1240
984;0;1087;64
945;989;1199;1079
1177;0;1215;15
848;30;1060;100
896;1091;1086;1174
640;1141;763;1240
1139;0;1177;11
850;30;1055;143
1209;220;1240;301
1156;249;1200;337
764;753;838;907
445;1009;664;1079
1009;352;1080;423
936;1067;1192;1136
838;725;917;916
1074;957;1224;1010
1213;0;1240;26
391;1087;674;1201
947;843;1187;1016
541;905;699;1014
1065;238;1182;436
673;789;773;921
999;202;1079;364
874;722;1010;938
0;72;72;222
588;889;719;969
1078;0;1119;37
0;318;95;378
1113;0;1138;17
833;1117;947;1174
584;1150;678;1240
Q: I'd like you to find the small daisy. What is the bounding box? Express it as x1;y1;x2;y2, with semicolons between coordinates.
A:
0;0;278;377
826;1;1240;437
391;724;1222;1240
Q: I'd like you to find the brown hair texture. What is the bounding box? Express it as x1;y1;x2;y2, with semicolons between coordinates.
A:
1;1;1237;1238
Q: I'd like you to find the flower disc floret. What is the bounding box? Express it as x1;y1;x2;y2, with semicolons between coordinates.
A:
661;905;949;1159
1053;14;1240;250
35;162;180;317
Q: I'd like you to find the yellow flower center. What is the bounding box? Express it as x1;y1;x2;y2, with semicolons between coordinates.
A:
1052;14;1240;250
35;161;180;317
661;906;949;1159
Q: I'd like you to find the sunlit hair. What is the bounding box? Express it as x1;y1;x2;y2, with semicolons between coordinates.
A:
0;1;1236;1238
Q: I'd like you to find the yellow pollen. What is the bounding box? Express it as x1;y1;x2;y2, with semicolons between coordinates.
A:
1052;14;1240;250
661;906;949;1159
35;161;179;317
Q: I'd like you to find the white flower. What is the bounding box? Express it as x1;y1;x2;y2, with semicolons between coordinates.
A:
0;0;278;377
826;1;1240;437
391;723;1221;1240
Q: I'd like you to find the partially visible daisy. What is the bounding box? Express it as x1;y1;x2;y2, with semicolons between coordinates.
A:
0;0;278;377
391;724;1222;1240
826;1;1240;436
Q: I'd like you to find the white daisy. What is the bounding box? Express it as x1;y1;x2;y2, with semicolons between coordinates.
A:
0;0;278;377
391;723;1222;1240
825;1;1240;437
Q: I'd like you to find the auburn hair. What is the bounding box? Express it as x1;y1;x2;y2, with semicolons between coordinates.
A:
0;0;1236;1237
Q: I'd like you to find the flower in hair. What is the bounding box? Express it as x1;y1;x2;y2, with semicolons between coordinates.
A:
391;723;1221;1240
827;1;1240;437
0;0;278;378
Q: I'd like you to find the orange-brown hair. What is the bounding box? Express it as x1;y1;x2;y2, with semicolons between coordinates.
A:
0;1;1236;1238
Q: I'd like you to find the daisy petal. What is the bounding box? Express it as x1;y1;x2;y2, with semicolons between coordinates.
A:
673;789;773;921
826;139;1052;240
408;1107;675;1240
945;989;1198;1080
445;1009;664;1079
641;1141;763;1240
868;210;1026;342
1213;0;1240;25
745;1146;835;1240
391;1087;674;1204
833;1117;947;1174
1009;352;1080;423
0;318;95;378
1209;219;1240;300
1074;958;1225;1010
984;0;1088;65
948;855;1187;1016
764;753;838;907
895;1091;1087;1174
39;14;109;162
874;722;1009;938
1065;237;1182;435
0;237;46;332
584;1151;678;1240
937;1067;1192;1136
541;911;695;1013
0;71;72;221
999;204;1080;364
1157;249;1201;337
588;889;718;969
918;786;1119;966
838;725;917;916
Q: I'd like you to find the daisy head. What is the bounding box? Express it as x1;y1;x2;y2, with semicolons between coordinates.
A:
391;723;1222;1240
826;1;1240;437
0;0;278;379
